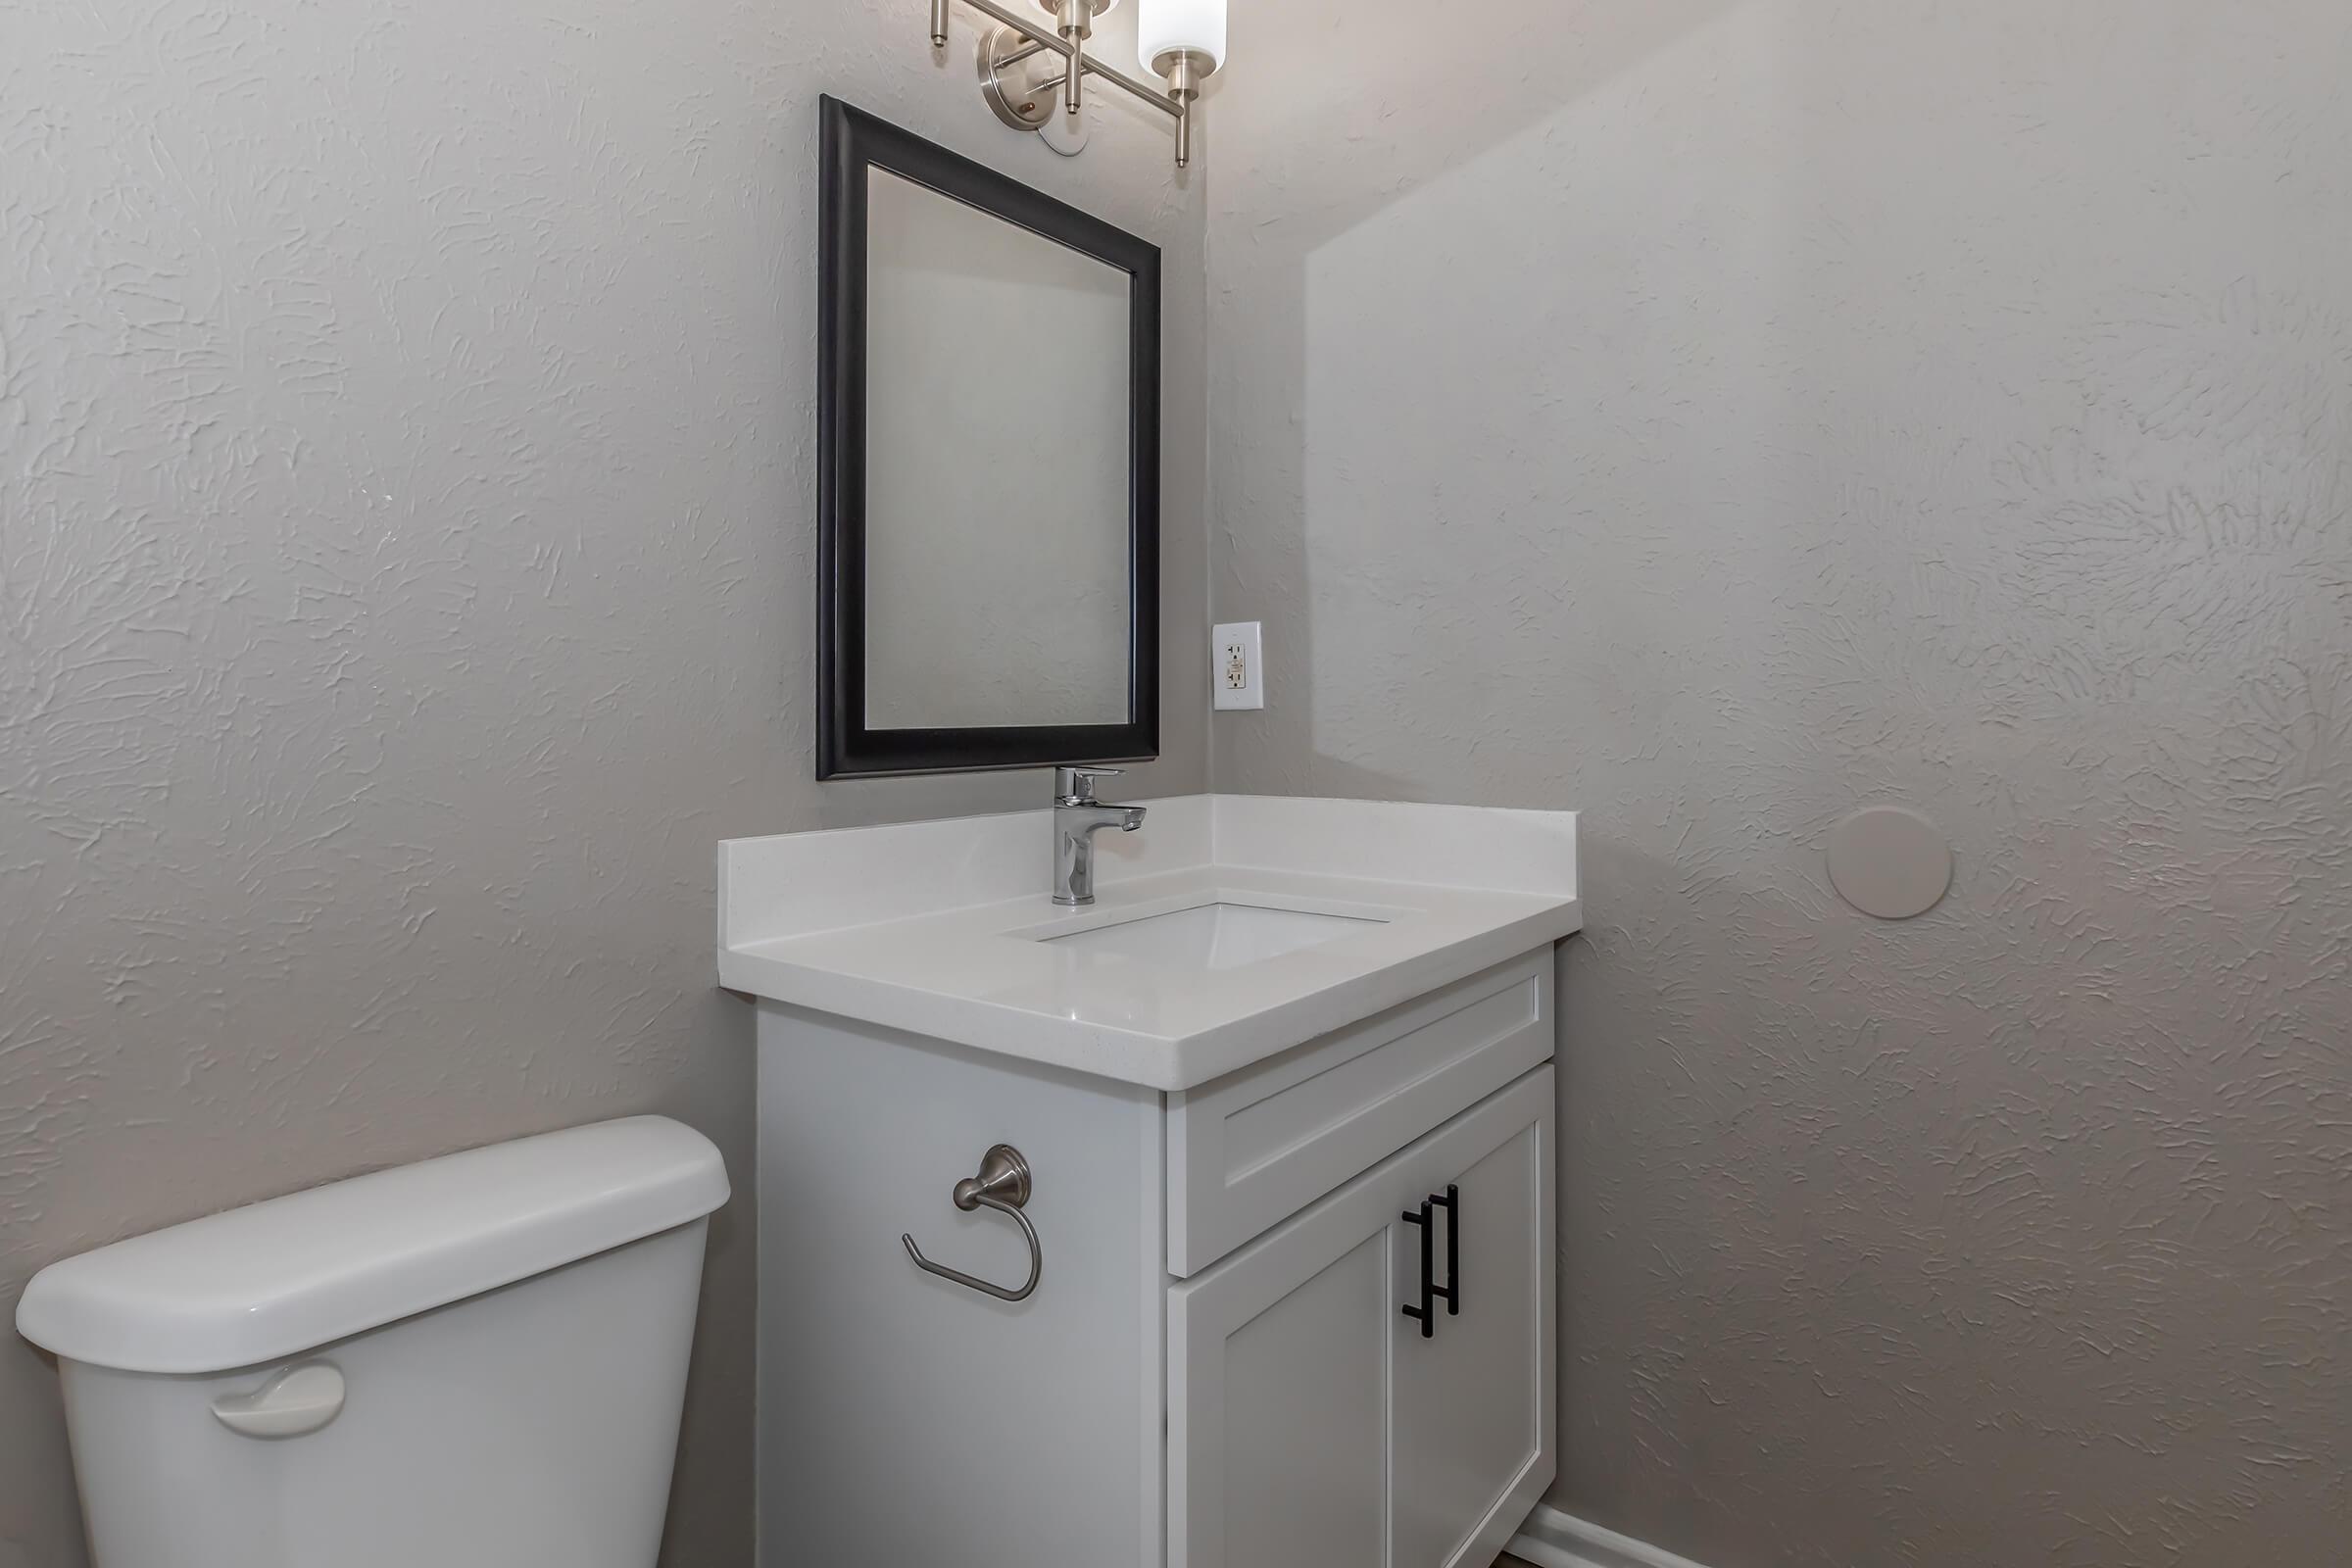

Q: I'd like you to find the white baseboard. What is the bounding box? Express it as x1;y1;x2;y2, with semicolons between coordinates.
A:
1505;1504;1717;1568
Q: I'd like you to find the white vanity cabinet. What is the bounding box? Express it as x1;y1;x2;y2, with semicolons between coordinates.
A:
725;794;1580;1568
755;948;1557;1568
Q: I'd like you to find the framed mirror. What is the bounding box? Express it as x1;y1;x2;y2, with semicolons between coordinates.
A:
817;97;1160;779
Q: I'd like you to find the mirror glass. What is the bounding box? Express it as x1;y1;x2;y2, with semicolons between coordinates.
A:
861;169;1133;731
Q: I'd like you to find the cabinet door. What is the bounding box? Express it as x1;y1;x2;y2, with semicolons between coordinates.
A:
1390;1102;1554;1568
1168;1068;1553;1568
1166;1185;1397;1568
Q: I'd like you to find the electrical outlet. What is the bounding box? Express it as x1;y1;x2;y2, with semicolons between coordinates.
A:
1212;621;1264;711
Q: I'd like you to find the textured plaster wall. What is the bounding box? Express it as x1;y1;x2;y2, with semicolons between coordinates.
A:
0;3;1204;1563
1205;3;2351;1564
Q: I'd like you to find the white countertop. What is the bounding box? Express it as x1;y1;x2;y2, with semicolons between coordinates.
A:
718;795;1581;1091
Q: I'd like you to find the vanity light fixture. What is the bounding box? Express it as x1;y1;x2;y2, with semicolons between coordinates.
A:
926;0;1226;167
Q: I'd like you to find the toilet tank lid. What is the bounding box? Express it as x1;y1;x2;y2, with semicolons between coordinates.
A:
16;1115;729;1375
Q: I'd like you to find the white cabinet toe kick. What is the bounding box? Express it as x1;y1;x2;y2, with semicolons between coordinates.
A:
755;948;1559;1568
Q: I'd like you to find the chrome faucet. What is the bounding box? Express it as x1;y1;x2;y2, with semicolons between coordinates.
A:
1053;765;1146;906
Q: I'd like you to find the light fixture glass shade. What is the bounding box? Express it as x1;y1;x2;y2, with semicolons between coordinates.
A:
1137;0;1226;74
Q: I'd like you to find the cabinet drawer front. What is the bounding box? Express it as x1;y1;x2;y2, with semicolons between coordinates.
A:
1167;950;1552;1276
1166;1067;1553;1568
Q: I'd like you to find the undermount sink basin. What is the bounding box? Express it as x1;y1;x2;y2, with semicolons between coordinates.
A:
1040;902;1385;972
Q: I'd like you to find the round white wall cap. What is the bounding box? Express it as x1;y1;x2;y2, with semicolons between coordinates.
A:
1826;806;1952;920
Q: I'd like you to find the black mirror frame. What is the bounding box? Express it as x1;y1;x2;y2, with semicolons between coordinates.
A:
816;97;1162;779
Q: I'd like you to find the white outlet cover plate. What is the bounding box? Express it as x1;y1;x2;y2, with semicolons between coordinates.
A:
1213;622;1264;710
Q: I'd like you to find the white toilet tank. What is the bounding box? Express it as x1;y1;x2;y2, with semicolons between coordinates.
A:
17;1115;729;1568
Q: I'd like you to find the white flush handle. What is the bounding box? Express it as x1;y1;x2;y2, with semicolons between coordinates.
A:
211;1362;346;1439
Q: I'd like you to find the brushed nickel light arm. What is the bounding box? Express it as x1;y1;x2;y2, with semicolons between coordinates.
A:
929;0;1214;168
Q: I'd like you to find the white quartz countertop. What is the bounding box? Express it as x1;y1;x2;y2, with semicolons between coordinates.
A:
717;795;1581;1091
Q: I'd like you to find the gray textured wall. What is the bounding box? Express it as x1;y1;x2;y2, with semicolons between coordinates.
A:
0;4;1204;1563
1204;2;2350;1564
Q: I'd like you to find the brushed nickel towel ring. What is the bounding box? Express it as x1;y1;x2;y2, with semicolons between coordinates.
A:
903;1144;1043;1302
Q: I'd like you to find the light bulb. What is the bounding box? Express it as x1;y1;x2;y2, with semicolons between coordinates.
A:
1137;0;1226;75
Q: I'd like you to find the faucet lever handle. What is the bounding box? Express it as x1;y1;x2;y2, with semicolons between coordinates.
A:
1054;764;1123;803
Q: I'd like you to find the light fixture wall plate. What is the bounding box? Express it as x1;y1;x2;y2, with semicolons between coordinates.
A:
977;24;1061;130
927;0;1221;167
1037;103;1092;157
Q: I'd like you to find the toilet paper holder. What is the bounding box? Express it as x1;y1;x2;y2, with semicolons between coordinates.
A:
902;1144;1043;1303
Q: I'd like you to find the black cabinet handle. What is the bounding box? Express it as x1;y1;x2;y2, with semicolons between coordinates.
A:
1431;1184;1459;1317
1400;1198;1436;1338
